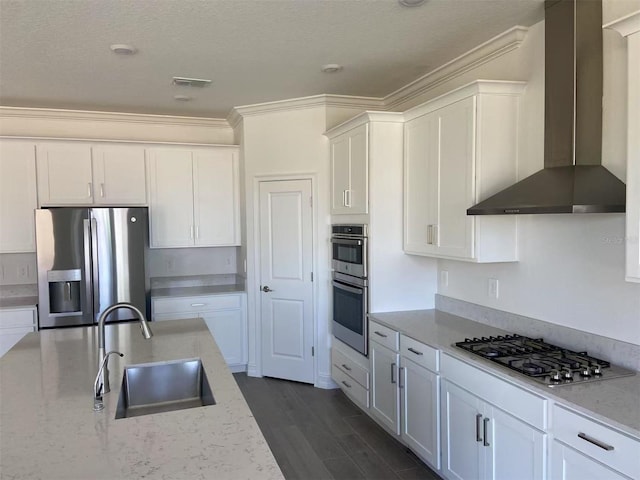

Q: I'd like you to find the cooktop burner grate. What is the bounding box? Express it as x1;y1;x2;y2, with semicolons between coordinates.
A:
455;334;635;387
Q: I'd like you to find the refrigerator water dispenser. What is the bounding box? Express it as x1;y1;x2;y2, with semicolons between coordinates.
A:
47;269;81;314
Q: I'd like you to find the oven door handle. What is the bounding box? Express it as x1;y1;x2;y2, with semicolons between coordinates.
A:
330;238;363;246
332;281;364;294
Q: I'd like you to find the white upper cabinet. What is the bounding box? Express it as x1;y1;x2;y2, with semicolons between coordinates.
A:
36;143;93;205
0;140;38;253
605;12;640;282
404;80;526;262
36;142;147;206
92;145;147;205
329;123;369;215
147;146;240;248
192;149;240;246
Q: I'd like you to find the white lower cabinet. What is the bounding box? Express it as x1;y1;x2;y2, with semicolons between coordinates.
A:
551;441;630;480
440;353;546;480
151;293;247;370
370;340;400;434
0;306;37;358
331;338;370;410
551;404;639;480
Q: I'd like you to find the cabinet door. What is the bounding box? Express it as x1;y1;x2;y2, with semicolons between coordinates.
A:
192;148;240;246
401;357;440;470
441;380;483;480
347;124;368;214
330;134;351;214
435;97;475;259
36;143;93;205
200;309;245;367
0;141;38;252
370;342;400;434
486;406;546;480
92;145;147;205
147;148;194;248
404;113;439;255
551;440;629;480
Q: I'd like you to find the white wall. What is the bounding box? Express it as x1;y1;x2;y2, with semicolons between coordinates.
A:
240;106;334;385
394;15;640;345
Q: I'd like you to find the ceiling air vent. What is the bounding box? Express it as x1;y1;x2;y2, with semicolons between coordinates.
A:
172;76;212;88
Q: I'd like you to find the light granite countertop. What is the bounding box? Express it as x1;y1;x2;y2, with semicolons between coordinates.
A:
0;318;283;480
151;284;246;298
369;309;640;440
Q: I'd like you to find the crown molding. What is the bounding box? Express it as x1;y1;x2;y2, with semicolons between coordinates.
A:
384;26;529;111
403;80;526;122
0;106;231;129
604;10;640;37
324;111;405;138
229;94;384;120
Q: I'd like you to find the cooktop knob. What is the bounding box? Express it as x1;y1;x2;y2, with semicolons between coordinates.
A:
549;370;561;382
562;369;573;380
580;365;592;377
592;364;602;375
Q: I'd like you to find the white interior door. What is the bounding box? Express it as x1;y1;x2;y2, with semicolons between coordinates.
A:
259;179;314;383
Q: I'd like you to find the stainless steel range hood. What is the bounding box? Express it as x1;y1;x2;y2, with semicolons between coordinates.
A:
468;0;626;215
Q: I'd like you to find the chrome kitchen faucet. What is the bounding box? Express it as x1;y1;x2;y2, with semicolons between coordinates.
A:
94;302;153;410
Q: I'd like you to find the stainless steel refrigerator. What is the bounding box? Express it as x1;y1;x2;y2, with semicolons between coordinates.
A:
36;207;149;329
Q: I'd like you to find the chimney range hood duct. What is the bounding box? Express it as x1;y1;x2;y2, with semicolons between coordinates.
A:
467;0;626;215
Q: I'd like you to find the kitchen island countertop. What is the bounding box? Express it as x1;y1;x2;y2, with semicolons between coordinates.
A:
0;318;283;480
369;309;640;440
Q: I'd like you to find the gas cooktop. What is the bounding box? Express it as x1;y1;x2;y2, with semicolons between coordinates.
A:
455;335;636;387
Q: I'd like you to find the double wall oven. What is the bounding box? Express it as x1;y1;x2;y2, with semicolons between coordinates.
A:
331;225;368;356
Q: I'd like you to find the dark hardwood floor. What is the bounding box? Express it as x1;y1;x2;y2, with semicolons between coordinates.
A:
233;373;441;480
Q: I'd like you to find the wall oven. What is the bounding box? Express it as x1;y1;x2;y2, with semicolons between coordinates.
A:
331;224;368;356
331;224;367;278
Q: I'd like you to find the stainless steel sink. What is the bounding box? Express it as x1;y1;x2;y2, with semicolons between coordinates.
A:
115;358;215;419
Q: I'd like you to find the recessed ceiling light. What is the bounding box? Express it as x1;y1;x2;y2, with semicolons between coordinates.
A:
399;0;427;6
174;95;192;102
110;44;137;55
321;64;343;73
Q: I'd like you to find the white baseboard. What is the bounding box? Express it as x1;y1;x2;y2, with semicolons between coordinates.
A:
227;364;247;374
315;372;338;389
247;364;261;378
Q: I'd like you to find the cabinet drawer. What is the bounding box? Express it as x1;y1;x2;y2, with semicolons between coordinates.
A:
332;364;369;409
553;404;640;479
369;320;399;351
153;294;241;314
442;353;546;430
400;335;438;372
332;347;369;389
0;308;36;329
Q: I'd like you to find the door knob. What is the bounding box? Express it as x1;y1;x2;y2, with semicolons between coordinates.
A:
261;285;273;292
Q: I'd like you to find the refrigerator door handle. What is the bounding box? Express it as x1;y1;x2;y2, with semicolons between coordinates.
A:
83;219;93;320
90;217;100;321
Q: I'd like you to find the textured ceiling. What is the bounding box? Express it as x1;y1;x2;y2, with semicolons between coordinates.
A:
0;0;544;118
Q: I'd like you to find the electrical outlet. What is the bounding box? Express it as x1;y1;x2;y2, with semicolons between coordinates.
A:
166;259;175;272
488;278;499;299
440;270;449;287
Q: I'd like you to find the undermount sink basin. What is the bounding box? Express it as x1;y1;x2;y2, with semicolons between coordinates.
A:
115;358;215;419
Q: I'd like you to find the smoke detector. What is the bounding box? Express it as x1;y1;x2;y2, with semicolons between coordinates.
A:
110;44;137;55
172;77;212;88
321;64;343;73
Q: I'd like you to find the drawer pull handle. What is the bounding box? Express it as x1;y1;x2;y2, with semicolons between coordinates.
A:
190;303;206;307
407;347;423;356
476;414;483;442
341;363;352;371
578;432;614;451
341;380;351;388
483;417;490;447
374;331;388;338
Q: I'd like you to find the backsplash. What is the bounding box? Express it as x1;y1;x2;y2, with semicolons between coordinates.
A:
436;294;640;372
150;274;243;289
0;283;37;300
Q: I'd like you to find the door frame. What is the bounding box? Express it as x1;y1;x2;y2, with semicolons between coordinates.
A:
251;173;318;384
